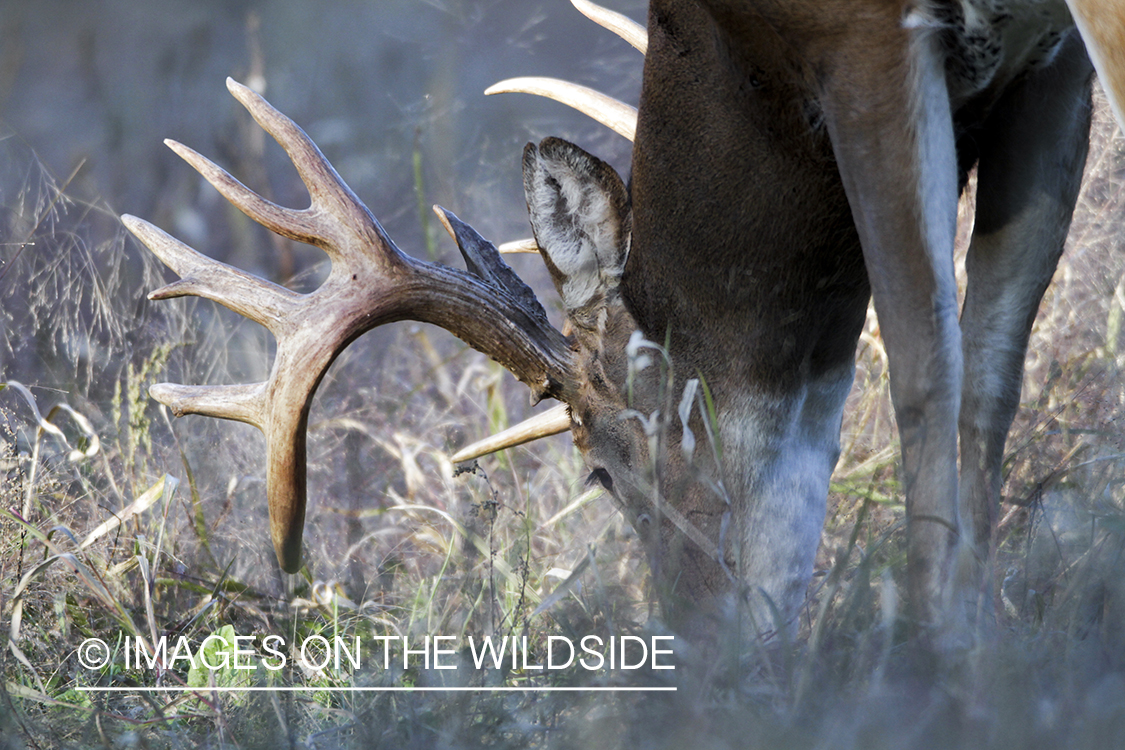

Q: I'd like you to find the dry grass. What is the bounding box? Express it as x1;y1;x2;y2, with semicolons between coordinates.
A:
2;67;1125;750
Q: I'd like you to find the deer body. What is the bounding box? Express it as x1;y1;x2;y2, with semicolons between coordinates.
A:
126;0;1120;643
595;0;1093;632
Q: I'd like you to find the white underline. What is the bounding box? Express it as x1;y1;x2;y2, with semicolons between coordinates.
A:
75;686;675;693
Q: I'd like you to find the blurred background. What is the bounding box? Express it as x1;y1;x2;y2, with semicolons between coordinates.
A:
1;0;642;228
3;2;1125;746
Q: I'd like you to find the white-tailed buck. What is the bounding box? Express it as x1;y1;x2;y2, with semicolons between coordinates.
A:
124;0;1125;640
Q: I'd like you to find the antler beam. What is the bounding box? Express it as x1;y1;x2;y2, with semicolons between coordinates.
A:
124;78;575;573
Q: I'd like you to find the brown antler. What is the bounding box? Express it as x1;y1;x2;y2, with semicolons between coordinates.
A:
123;78;574;573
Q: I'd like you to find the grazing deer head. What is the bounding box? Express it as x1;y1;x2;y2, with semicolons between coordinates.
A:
126;0;1125;642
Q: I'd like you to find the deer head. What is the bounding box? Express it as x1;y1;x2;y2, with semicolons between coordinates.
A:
523;138;736;621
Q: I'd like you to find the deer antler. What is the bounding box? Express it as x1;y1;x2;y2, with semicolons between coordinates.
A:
485;2;642;144
124;78;574;573
464;0;643;459
569;0;648;53
485;78;638;141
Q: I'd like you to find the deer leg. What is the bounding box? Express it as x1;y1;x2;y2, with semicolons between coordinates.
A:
819;24;963;630
958;35;1093;591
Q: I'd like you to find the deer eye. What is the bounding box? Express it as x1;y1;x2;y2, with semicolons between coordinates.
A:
588;468;614;492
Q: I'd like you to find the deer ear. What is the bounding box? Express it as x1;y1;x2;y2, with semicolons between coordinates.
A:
523;137;630;317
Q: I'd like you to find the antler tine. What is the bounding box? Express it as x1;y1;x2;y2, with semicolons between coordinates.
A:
498;238;540;254
134;80;577;574
485;2;643;145
163;139;326;250
452;403;571;463
570;0;648;54
485;78;637;142
149;382;267;428
122;214;300;333
224;78;387;259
